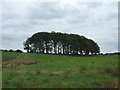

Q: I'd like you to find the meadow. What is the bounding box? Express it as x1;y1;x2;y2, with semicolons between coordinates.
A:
2;51;118;88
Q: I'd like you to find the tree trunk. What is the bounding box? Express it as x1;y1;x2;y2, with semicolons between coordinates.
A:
63;45;65;54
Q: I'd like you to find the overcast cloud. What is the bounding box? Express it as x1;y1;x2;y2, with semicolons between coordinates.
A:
1;2;118;53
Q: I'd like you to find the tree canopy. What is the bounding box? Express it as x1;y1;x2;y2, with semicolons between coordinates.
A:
23;32;100;55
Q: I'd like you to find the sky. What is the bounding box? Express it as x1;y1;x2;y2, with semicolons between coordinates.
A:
0;1;118;53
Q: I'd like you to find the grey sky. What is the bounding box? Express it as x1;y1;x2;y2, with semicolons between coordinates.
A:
1;2;118;53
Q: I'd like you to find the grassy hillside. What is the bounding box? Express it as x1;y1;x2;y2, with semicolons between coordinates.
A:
2;51;118;88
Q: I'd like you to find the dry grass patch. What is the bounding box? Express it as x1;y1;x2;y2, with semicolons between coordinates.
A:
3;59;38;68
97;67;118;76
52;71;63;74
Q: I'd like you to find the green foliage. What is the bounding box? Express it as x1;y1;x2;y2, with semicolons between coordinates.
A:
23;32;100;55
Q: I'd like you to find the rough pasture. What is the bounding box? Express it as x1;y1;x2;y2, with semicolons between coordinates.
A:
2;51;118;88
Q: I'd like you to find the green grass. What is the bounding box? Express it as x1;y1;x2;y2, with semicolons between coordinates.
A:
2;51;118;88
2;52;20;62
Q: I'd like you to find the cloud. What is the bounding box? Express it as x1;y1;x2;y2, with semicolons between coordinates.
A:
1;2;118;53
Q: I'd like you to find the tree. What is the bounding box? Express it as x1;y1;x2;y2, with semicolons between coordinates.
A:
23;38;31;53
23;31;100;55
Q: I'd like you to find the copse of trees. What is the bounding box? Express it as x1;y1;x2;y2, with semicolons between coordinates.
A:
23;31;100;55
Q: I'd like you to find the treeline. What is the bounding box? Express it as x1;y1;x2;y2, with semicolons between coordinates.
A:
1;49;23;53
1;49;119;56
23;32;100;55
100;52;120;55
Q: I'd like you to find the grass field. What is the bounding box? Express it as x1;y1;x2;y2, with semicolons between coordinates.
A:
2;51;118;88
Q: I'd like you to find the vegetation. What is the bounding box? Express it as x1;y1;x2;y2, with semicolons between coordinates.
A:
2;52;20;62
2;51;118;88
23;32;100;55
